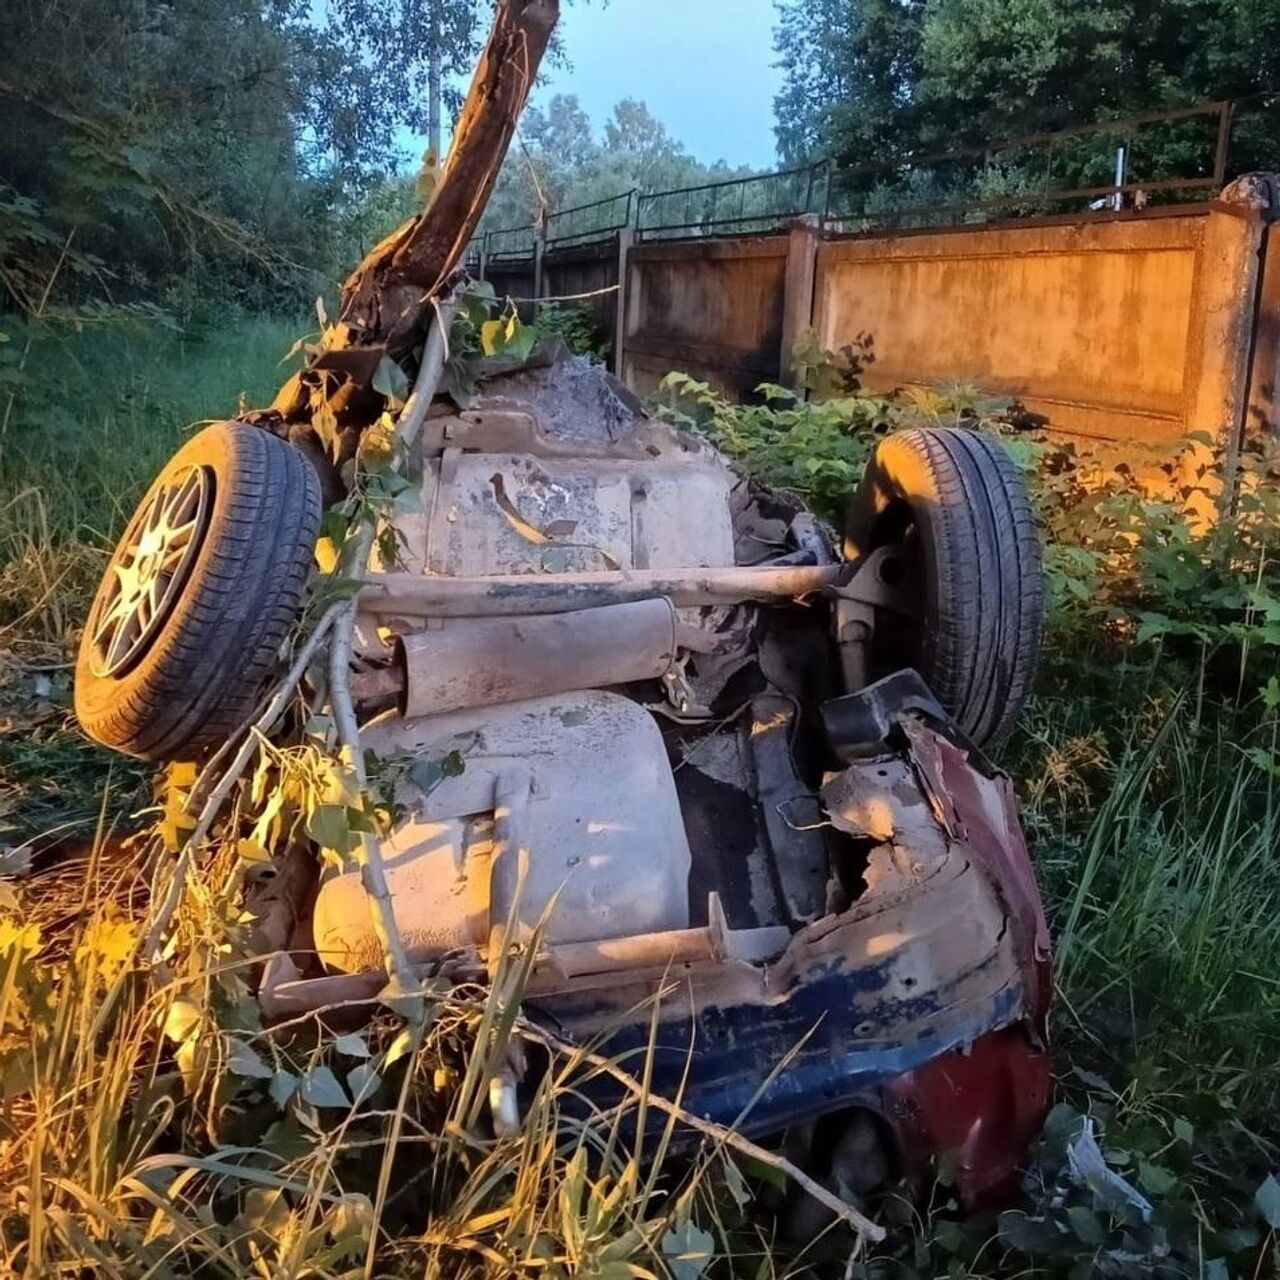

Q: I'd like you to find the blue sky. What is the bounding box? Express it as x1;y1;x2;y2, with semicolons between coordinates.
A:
539;0;782;169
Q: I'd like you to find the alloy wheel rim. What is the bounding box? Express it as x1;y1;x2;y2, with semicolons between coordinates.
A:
91;465;211;678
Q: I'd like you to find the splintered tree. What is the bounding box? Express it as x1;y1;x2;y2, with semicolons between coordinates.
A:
262;0;560;469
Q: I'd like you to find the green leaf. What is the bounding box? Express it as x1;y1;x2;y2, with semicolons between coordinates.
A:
300;1065;349;1109
306;804;360;856
502;320;536;362
224;1036;273;1080
333;1032;371;1059
407;749;466;796
347;1062;380;1104
720;1156;750;1211
661;1220;715;1280
372;355;410;408
1066;1205;1106;1245
998;1210;1063;1255
1137;1160;1177;1196
1263;676;1280;711
1134;612;1175;645
1254;1174;1280;1228
270;1070;299;1108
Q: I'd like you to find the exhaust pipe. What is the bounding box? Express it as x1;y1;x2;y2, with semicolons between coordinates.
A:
396;597;677;719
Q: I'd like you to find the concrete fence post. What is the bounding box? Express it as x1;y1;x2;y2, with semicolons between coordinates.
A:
1238;177;1280;493
780;214;821;393
1189;175;1277;509
613;226;634;380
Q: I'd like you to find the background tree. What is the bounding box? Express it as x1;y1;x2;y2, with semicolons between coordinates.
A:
314;0;486;183
0;0;494;323
479;95;757;231
773;0;923;167
774;0;1280;182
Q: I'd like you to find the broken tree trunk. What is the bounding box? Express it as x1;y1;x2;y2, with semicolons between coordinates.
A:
268;0;559;433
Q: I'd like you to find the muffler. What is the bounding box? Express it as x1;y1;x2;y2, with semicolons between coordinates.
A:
396;597;677;718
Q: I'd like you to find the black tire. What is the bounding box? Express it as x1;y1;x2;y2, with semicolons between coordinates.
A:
75;422;321;761
843;427;1043;748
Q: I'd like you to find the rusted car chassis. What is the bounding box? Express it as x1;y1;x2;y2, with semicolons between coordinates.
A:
77;351;1051;1208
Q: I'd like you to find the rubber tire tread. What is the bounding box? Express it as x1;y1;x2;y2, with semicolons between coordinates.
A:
75;422;321;761
844;426;1043;748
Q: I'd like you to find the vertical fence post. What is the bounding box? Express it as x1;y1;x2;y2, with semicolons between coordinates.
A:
613;226;634;380
533;223;546;316
780;214;821;392
1189;177;1271;513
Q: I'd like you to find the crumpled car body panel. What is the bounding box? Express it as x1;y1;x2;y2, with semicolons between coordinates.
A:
521;720;1052;1203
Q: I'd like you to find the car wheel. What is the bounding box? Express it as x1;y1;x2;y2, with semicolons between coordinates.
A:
75;422;322;761
843;426;1042;748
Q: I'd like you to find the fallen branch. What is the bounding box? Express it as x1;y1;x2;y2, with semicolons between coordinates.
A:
325;295;461;1001
143;600;345;965
516;1017;887;1247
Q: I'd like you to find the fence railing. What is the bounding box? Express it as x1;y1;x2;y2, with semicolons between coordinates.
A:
484;222;538;263
467;97;1262;261
636;165;827;239
823;100;1233;230
546;191;635;250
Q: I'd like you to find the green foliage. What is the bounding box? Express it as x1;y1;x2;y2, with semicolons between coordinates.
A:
774;0;1280;200
4;289;1280;1276
532;302;612;362
654;349;1016;524
654;344;1280;1277
315;0;486;182
858;1097;1280;1279
0;1;500;324
481;94;760;233
1030;434;1280;700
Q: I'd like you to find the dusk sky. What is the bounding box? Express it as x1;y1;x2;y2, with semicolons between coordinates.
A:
539;0;783;169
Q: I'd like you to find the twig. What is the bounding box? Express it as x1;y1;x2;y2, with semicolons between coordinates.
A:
143;601;344;965
325;294;462;1001
500;284;620;305
327;591;418;996
516;1017;887;1247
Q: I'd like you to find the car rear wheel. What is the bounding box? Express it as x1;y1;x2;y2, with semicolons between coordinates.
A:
75;422;321;761
843;427;1043;748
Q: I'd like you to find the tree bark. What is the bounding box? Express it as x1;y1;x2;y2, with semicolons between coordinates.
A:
268;0;559;427
427;0;442;160
338;0;558;354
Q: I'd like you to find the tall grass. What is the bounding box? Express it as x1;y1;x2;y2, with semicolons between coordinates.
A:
0;317;304;854
1;315;305;554
1021;682;1280;1146
0;824;763;1278
4;325;1280;1275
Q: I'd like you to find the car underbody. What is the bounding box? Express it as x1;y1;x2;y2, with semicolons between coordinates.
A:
243;352;1053;1205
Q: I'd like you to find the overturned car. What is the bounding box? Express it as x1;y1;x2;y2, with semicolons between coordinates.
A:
74;352;1051;1205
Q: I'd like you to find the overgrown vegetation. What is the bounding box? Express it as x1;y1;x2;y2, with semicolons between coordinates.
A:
4;2;1280;1268
774;0;1280;217
656;349;1280;1276
4;301;1280;1274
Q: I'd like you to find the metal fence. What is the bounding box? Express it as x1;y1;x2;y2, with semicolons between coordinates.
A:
823;100;1233;231
468;97;1264;263
546;191;635;250
635;165;827;239
484;222;538;263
